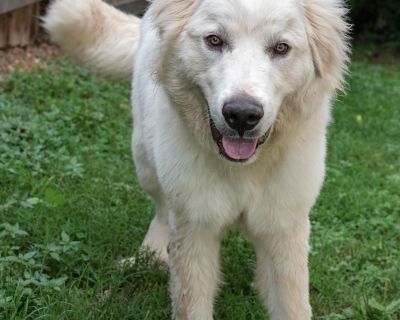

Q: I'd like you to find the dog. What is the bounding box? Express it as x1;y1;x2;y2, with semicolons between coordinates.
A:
44;0;350;318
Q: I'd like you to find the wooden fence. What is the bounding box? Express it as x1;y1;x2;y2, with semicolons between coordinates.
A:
0;0;147;48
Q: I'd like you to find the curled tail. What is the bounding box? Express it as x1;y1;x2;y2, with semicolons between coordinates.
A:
43;0;141;79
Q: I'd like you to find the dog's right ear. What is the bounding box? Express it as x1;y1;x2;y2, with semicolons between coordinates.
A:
303;0;351;91
149;0;198;81
150;0;198;38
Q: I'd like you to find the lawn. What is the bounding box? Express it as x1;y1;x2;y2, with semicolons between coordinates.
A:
0;55;399;319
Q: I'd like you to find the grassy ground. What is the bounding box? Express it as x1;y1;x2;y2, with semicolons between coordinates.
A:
0;56;399;319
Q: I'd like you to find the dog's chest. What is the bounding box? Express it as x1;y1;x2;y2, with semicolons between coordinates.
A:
163;156;269;230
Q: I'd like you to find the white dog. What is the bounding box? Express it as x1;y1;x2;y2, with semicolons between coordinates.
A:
45;0;349;318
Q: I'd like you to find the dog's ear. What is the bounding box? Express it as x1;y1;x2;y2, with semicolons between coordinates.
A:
304;0;351;90
151;0;198;38
149;0;198;81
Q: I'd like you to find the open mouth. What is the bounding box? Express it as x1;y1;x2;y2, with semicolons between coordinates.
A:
210;119;270;162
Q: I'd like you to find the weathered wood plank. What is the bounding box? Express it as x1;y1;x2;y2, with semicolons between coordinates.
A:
0;0;41;15
0;14;9;48
0;3;40;47
9;5;31;46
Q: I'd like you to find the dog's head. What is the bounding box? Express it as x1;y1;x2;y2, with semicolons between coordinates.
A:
152;0;349;163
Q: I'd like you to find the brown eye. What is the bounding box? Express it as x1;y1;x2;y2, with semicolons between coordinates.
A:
206;35;224;48
273;42;290;55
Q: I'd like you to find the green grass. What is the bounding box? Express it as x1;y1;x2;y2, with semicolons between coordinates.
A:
0;56;399;319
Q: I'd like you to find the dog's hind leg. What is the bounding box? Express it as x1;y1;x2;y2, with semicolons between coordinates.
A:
119;135;171;266
133;135;170;265
119;188;170;267
136;176;170;265
141;194;170;264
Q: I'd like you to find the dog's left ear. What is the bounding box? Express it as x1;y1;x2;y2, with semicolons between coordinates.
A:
304;0;351;91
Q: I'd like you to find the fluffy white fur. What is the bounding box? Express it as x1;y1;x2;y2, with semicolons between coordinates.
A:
44;0;350;319
44;0;141;79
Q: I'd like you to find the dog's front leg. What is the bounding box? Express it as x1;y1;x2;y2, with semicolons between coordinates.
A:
250;221;312;320
169;220;221;320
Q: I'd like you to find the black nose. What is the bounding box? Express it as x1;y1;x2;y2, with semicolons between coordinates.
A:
222;95;264;135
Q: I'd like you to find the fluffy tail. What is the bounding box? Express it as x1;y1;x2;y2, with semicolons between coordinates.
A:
43;0;141;79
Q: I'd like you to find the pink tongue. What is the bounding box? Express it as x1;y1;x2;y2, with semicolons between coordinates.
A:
221;137;257;160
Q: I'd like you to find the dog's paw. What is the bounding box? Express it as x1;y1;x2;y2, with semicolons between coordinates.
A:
118;246;169;270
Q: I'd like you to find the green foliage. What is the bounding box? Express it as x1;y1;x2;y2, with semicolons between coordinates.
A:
349;0;400;45
0;224;78;315
0;57;399;319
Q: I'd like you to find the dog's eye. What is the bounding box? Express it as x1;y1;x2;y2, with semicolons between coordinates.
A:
206;35;224;49
273;43;290;55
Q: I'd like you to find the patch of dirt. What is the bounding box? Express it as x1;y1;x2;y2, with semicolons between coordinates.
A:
0;39;61;81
